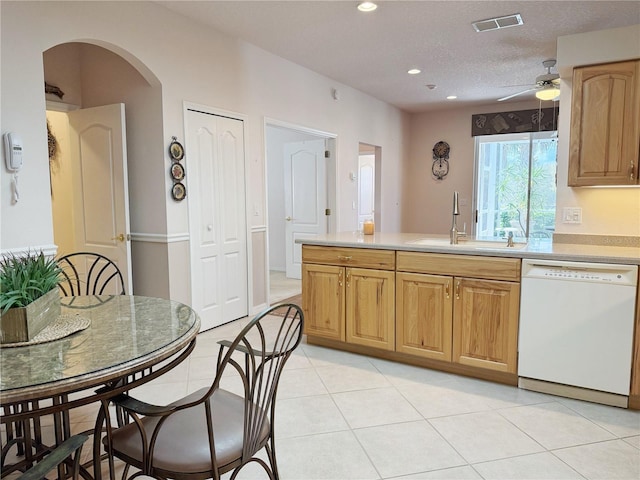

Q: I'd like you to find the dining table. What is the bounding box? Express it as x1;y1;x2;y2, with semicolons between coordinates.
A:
0;294;201;479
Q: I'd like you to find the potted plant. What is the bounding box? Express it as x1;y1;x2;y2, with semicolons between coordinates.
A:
0;251;62;343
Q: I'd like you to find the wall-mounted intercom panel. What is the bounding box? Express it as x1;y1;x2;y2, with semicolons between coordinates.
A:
4;132;24;172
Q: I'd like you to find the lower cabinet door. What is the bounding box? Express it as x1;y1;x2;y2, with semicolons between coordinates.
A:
396;272;453;361
452;277;520;373
302;263;345;341
345;267;395;350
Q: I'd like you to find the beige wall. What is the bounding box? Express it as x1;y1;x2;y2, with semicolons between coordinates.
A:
555;24;640;237
405;24;640;240
404;99;540;235
1;1;408;310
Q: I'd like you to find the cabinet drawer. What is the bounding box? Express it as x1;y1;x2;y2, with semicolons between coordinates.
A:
396;251;520;281
302;245;395;270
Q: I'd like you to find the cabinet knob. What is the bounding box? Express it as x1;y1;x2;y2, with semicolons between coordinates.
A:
455;280;461;300
285;216;292;221
445;281;450;299
338;255;352;262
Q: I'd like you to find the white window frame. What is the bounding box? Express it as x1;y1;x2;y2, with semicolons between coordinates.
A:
472;131;557;242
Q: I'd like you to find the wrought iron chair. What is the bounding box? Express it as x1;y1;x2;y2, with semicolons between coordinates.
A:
17;433;88;480
57;252;125;297
103;303;304;480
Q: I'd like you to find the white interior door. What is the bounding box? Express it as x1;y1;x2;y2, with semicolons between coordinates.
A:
358;153;375;228
67;103;132;294
187;109;248;330
284;139;327;279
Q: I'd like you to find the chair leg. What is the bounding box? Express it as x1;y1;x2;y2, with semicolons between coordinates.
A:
265;441;280;480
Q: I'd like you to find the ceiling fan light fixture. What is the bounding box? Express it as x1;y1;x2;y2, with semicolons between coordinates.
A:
357;2;377;12
535;86;560;101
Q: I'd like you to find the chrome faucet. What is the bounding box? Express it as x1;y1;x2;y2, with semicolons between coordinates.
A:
450;191;466;245
506;231;514;247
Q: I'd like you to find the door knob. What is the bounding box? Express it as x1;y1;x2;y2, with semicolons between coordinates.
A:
285;216;292;221
111;233;129;242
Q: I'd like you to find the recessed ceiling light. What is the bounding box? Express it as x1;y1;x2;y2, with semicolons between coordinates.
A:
446;95;457;100
407;68;421;75
357;2;377;12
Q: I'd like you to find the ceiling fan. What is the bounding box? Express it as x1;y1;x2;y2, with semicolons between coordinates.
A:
498;59;560;102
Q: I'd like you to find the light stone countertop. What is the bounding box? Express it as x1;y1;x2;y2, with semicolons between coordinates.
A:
297;232;640;265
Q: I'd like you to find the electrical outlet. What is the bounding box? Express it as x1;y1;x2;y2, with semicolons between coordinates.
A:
573;208;582;223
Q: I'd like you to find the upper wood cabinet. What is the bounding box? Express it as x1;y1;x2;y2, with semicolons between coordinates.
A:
568;60;640;186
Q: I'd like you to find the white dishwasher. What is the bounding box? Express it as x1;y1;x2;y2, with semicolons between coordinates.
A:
518;259;638;407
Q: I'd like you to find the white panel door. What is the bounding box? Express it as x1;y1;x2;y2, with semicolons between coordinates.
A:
187;110;248;330
284;140;327;279
67;104;132;294
358;154;375;228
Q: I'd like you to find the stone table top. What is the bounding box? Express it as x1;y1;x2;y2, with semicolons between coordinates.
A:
0;295;200;404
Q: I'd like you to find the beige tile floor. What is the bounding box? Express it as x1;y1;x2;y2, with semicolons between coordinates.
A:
270;270;301;304
70;317;638;480
7;307;640;480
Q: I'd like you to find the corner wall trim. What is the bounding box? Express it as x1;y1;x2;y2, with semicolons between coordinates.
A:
130;233;190;244
1;244;58;258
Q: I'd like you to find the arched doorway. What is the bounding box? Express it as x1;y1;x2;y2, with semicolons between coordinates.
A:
44;42;164;296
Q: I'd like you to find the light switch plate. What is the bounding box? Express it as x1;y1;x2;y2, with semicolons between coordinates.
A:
562;207;582;224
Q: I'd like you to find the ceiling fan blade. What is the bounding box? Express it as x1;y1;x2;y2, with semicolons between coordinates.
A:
497;87;538;102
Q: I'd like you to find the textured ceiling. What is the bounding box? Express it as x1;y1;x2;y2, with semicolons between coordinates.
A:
160;1;640;112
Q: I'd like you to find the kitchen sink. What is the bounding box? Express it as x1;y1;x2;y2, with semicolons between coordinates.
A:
406;238;528;251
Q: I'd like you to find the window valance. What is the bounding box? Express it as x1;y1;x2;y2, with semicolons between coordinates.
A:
471;107;559;136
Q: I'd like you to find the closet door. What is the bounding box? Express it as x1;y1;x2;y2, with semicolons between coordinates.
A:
187;110;248;330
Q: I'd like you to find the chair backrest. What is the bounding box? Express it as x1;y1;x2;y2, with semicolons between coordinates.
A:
57;252;126;296
213;302;304;463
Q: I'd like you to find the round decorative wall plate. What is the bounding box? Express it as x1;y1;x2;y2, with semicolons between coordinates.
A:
170;162;185;181
432;140;451;180
432;141;450;160
169;137;185;161
171;182;186;201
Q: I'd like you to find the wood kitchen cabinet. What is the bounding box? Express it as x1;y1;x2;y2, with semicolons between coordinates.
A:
396;252;521;374
301;263;345;341
396;272;453;361
302;246;395;350
453;277;520;373
568;60;640;186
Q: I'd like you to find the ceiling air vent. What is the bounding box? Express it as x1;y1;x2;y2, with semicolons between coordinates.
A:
472;13;523;33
